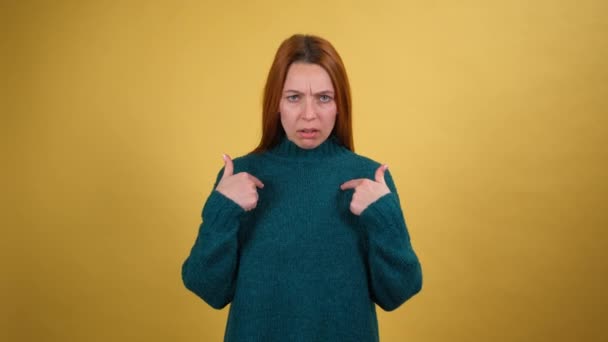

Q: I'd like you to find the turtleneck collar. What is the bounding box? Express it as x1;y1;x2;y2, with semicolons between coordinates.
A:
268;134;348;160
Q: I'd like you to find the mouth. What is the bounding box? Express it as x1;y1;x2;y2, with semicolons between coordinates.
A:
297;128;319;139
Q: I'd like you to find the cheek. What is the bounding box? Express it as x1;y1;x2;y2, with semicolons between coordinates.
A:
320;107;337;132
279;100;287;114
279;100;294;117
278;102;287;121
321;104;337;120
280;101;300;119
279;112;288;129
279;104;294;129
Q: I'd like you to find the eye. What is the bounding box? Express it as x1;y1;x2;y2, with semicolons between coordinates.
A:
319;94;333;103
286;94;300;102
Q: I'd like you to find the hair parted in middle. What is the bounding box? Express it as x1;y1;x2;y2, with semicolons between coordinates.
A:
250;34;354;154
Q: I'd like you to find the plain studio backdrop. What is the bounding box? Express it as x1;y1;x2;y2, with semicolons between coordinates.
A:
2;0;607;341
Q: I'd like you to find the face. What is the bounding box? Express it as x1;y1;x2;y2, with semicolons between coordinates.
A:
279;62;337;149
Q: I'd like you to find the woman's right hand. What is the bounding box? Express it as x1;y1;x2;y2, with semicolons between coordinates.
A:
215;154;264;211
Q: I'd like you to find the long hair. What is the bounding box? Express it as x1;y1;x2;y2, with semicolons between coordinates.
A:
250;34;354;154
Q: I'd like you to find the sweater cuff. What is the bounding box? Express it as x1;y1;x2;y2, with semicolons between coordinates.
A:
359;193;403;231
201;190;245;227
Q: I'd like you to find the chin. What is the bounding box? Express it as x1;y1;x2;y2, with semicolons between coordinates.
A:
296;139;321;149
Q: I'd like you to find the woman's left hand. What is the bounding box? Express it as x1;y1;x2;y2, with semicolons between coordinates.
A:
340;164;391;216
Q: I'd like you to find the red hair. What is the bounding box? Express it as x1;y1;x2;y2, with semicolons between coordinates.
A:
250;34;354;154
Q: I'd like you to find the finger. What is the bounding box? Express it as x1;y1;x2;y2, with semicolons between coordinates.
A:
248;174;265;189
340;179;364;190
221;153;234;179
375;164;388;185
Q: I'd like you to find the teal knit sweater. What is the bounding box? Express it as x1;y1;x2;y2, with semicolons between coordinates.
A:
182;135;422;341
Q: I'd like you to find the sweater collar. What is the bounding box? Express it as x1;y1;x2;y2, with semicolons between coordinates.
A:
269;134;347;160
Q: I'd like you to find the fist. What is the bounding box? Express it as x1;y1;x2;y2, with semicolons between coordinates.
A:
215;154;264;211
340;164;391;216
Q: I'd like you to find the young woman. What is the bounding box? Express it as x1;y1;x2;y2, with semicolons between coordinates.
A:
182;34;423;341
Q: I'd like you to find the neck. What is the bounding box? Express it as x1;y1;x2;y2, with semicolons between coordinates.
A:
268;134;347;160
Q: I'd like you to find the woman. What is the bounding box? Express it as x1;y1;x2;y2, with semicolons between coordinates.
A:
182;34;422;341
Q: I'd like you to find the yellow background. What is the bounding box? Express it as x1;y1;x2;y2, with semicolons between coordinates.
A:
3;0;607;341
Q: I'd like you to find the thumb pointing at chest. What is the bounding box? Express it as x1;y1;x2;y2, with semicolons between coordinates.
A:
222;153;234;179
375;164;388;185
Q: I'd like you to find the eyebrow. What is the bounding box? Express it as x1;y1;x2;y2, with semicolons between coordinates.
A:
283;89;335;95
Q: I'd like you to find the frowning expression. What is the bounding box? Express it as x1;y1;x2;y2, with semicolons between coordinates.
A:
279;62;337;149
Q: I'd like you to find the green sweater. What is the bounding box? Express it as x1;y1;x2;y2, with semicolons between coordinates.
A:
182;134;422;341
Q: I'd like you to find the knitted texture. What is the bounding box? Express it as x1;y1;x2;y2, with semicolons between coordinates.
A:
182;135;423;341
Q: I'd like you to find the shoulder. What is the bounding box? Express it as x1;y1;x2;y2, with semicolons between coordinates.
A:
229;153;256;172
210;153;260;186
341;150;400;192
216;151;276;177
341;150;384;174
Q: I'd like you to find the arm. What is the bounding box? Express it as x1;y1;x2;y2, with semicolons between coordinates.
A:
181;168;245;309
359;170;423;311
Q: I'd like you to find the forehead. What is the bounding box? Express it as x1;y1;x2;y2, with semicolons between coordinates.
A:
283;63;334;90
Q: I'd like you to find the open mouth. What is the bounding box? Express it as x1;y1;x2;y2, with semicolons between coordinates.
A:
298;129;319;138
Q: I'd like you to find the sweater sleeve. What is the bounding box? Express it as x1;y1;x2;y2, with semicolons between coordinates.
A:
359;169;423;311
181;167;245;309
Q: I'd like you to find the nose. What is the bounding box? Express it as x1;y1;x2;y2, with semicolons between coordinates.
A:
302;97;316;121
